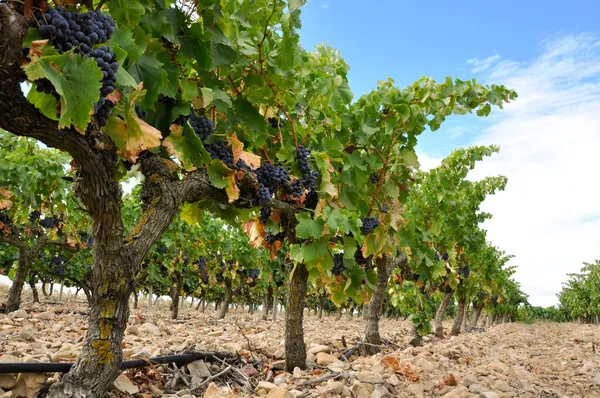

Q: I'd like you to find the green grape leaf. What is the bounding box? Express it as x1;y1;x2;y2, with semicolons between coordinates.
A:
162;124;210;171
23;48;102;132
108;0;146;26
27;87;58;121
296;214;325;239
128;50;168;109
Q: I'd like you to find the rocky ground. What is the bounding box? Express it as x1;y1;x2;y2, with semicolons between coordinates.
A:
0;291;599;398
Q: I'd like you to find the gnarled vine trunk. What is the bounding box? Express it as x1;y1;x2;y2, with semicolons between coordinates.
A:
5;248;31;313
272;287;279;322
363;257;393;354
434;290;454;338
469;302;484;330
460;302;469;333
450;298;466;336
262;288;272;320
285;263;308;371
28;272;39;304
363;254;407;353
218;280;233;320
171;274;182;320
318;291;325;319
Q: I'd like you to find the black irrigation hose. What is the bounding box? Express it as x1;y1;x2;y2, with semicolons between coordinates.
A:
0;351;239;374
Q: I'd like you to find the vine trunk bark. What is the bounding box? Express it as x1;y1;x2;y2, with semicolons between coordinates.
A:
5;248;31;313
450;298;467;336
262;288;272;321
28;273;39;304
218;280;233;320
363;257;393;354
469;302;484;330
272;287;278;322
284;264;308;372
171;274;182;320
434;291;454;338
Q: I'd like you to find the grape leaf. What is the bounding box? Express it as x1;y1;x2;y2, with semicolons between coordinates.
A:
180;202;203;225
104;114;162;162
162;124;210;171
108;0;146;26
230;133;261;170
207;160;239;203
23;49;103;132
27;88;59;121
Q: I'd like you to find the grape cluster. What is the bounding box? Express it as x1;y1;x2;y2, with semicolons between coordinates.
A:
158;245;168;254
379;204;389;213
190;112;214;141
268;117;283;128
183;252;190;266
255;163;290;208
205;142;235;168
29;210;41;224
265;231;285;245
248;269;260;280
52;255;65;276
360;217;379;235
441;252;449;261
135;106;148;120
258;185;271;206
369;172;380;184
0;211;12;232
491;295;499;304
77;230;94;246
296;145;319;191
196;256;207;271
332;253;345;276
33;8;118;126
458;264;470;279
40;216;61;229
257;164;290;191
259;206;272;224
284;179;304;198
35;8;115;53
354;247;373;269
304;190;319;211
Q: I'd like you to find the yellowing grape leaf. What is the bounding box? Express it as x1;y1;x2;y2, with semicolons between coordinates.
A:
230;133;261;169
242;219;264;248
105;114;162;162
207;160;239;203
181;202;203;225
0;188;13;210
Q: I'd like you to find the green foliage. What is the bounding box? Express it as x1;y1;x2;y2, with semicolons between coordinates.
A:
557;260;600;322
13;1;520;327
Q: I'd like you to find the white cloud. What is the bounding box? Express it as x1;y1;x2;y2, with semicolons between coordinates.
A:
466;54;501;73
417;153;441;171
465;33;600;306
320;2;329;9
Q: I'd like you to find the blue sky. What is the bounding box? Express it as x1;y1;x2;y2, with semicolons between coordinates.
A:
298;1;600;306
299;0;600;156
